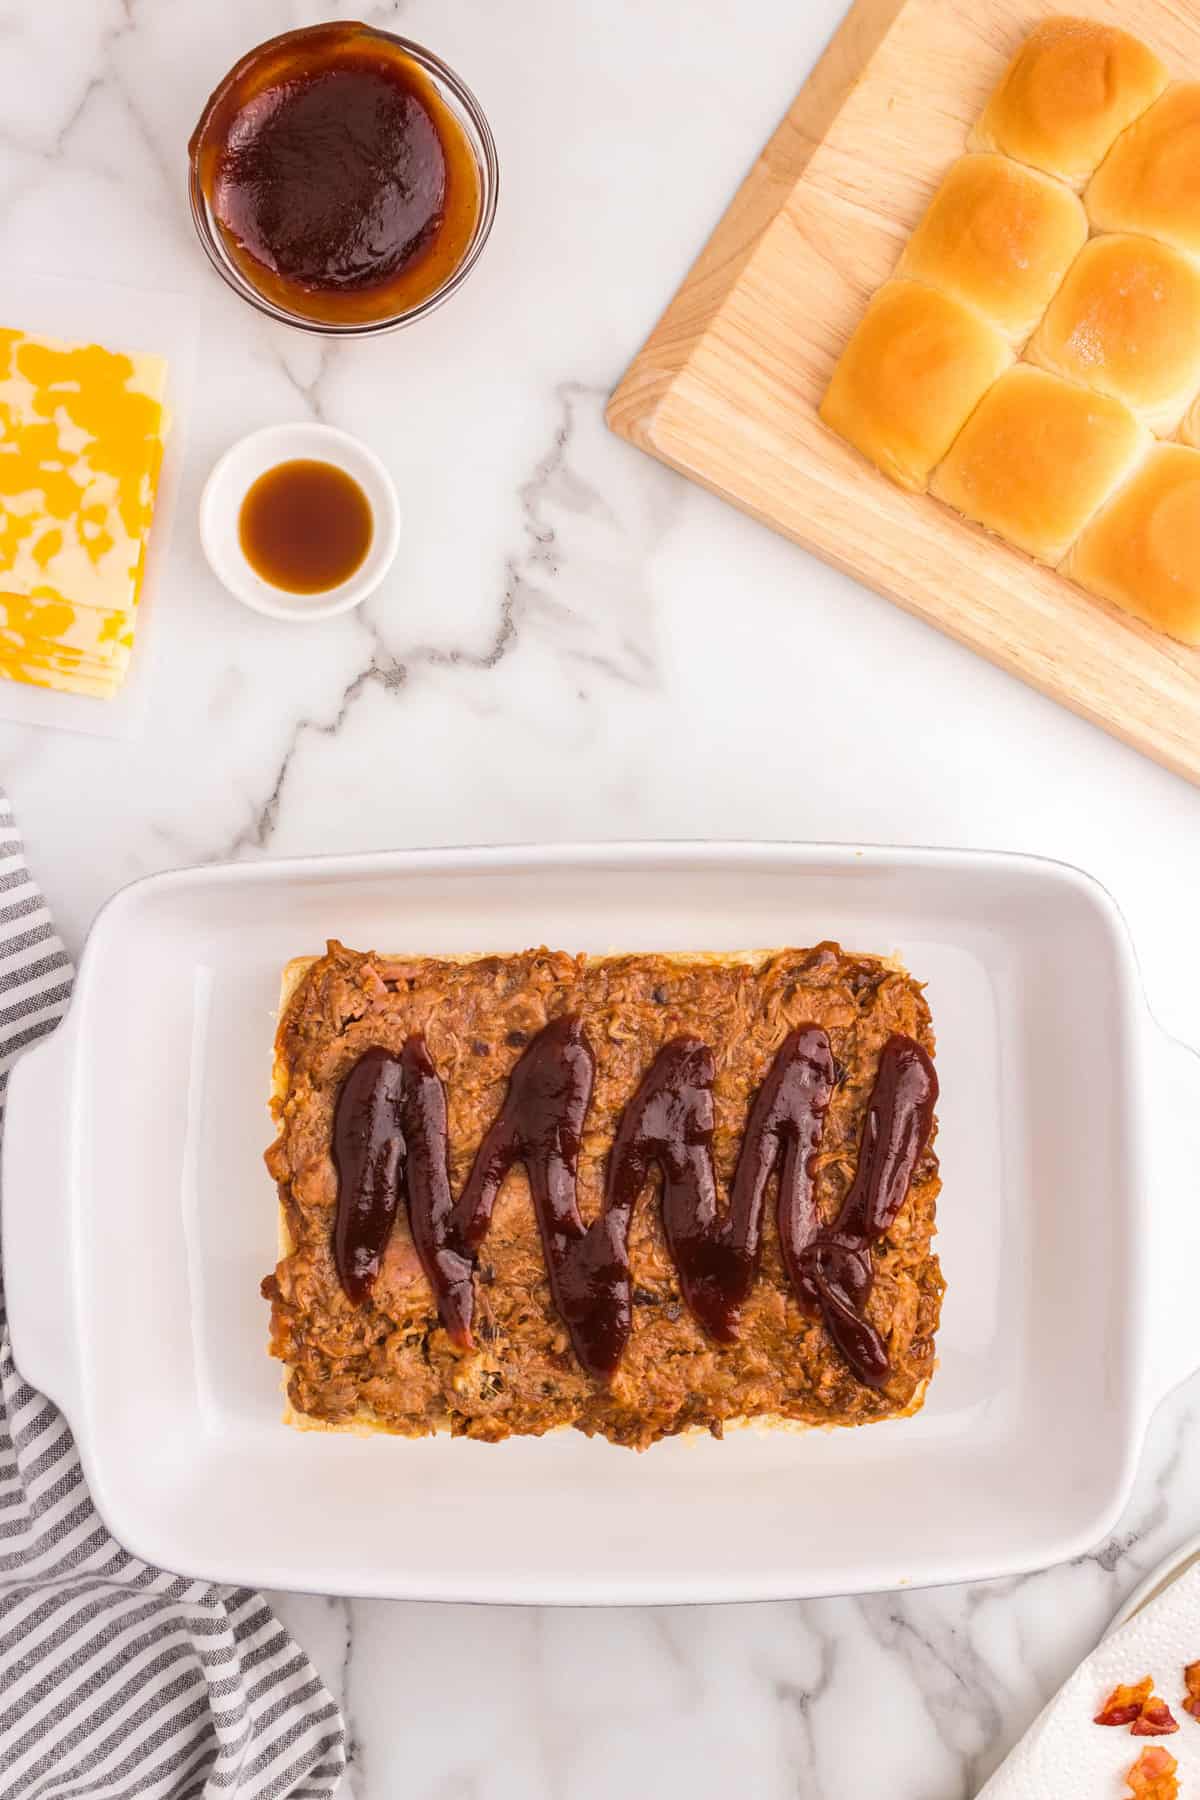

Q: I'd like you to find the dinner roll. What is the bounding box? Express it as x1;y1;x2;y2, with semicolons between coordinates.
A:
1087;84;1200;259
819;281;1012;493
1064;444;1200;644
1026;234;1200;434
970;17;1168;188
896;154;1087;343
929;366;1149;564
1179;394;1200;450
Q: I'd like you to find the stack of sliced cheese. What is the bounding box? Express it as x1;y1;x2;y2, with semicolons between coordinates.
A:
0;327;169;699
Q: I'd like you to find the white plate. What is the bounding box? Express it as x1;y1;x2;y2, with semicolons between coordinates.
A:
1107;1533;1200;1635
4;842;1198;1603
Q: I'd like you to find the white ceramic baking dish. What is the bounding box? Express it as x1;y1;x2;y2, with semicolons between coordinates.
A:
4;843;1198;1604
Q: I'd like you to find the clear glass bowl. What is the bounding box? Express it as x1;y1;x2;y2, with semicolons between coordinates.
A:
187;29;498;339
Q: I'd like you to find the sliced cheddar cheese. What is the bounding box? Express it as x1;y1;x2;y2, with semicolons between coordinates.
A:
0;327;168;701
0;654;121;699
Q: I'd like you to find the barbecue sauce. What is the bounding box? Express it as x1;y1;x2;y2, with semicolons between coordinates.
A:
331;1022;937;1388
794;1035;939;1388
190;23;482;325
331;1046;404;1305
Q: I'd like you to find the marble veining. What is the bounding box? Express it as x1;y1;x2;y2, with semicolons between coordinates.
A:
2;0;1200;1795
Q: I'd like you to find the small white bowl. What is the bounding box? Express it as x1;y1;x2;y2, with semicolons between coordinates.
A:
198;422;401;621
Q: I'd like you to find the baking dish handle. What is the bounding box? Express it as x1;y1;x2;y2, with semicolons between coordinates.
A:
1145;1024;1200;1413
1;1020;82;1416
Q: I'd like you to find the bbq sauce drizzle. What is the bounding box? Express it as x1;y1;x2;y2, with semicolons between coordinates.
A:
331;1021;937;1388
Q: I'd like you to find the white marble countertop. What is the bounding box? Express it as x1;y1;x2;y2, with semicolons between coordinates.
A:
3;0;1200;1794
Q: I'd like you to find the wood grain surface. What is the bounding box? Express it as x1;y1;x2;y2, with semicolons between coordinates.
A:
607;0;1200;785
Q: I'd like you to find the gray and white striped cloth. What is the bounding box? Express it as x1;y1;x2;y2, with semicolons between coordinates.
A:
0;793;346;1799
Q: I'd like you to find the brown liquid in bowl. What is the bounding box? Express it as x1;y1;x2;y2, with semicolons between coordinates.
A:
239;460;373;594
190;23;482;325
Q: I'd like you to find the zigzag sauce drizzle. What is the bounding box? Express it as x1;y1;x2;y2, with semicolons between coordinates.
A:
331;1021;936;1387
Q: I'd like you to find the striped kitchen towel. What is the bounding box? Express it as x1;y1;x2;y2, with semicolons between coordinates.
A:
0;793;346;1799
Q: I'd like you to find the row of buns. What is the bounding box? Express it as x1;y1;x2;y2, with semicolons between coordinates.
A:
819;16;1200;646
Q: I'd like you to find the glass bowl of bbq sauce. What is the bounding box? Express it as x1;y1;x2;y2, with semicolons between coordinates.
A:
188;22;498;337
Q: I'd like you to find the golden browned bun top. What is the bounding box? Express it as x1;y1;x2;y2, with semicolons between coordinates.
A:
972;17;1168;186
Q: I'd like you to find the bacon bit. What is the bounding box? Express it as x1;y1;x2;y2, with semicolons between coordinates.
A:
1097;1678;1154;1726
1098;1679;1180;1736
1183;1661;1200;1720
1131;1698;1180;1737
1125;1745;1179;1798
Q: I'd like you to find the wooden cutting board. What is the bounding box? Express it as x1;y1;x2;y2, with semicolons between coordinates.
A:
607;0;1200;786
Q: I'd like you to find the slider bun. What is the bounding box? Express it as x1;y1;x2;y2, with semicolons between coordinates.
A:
819;280;1012;493
970;17;1168;187
1179;394;1200;450
1087;83;1200;259
896;154;1087;343
1026;234;1200;434
1064;444;1200;645
929;365;1149;564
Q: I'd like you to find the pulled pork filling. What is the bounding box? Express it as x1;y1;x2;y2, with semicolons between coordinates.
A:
263;941;943;1450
